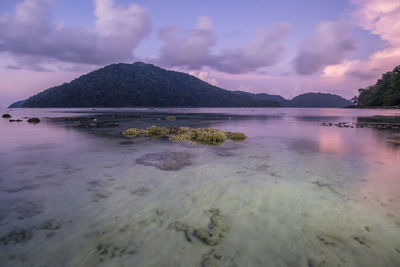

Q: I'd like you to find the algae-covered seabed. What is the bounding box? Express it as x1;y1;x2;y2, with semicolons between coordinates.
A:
0;108;400;267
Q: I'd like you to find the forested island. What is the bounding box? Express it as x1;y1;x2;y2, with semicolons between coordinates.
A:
9;62;351;108
355;65;400;108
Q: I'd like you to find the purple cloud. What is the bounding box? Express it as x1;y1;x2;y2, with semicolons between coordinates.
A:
0;0;150;70
294;21;357;75
157;19;291;74
157;16;216;69
214;23;291;74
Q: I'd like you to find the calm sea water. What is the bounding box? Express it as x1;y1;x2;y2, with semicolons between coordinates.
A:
0;108;400;267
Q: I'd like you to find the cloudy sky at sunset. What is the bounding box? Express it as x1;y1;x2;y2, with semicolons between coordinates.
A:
0;0;399;107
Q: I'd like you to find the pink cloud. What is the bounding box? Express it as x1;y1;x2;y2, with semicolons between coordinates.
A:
322;0;400;81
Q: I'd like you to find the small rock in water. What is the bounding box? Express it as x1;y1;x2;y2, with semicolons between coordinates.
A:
27;117;40;124
352;235;370;248
129;186;150;196
2;113;11;118
40;219;61;230
169;208;230;246
136;151;192;171
1;227;32;245
201;249;222;267
307;258;327;267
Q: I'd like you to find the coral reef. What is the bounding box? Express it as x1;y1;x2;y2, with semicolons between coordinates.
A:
122;126;246;145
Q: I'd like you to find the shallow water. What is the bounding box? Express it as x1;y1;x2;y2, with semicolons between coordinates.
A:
0;108;400;267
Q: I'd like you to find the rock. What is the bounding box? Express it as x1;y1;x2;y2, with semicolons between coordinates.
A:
169;221;190;232
40;219;61;230
316;233;342;246
129;187;150;196
201;249;222;267
193;228;220;246
1;227;32;245
165;116;176;121
9;119;22;122
27;117;40;124
2;113;11;118
170;209;230;246
136;151;192;171
307;258;327;267
352;235;370;248
96;242;135;261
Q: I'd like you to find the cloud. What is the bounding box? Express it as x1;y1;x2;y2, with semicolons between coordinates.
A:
157;16;216;69
321;0;400;81
157;18;291;74
0;0;150;70
214;23;291;74
294;21;357;75
188;71;219;86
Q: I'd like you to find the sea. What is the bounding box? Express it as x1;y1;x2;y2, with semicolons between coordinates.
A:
0;107;399;266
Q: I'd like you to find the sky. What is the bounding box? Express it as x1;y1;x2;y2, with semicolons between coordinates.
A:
0;0;399;107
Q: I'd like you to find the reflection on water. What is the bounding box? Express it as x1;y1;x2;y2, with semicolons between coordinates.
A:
0;108;400;266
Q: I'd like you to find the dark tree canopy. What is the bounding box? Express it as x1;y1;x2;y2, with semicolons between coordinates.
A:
357;65;400;107
20;62;280;108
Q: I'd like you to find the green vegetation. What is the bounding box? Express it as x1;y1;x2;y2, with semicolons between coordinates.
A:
121;126;246;145
356;65;400;107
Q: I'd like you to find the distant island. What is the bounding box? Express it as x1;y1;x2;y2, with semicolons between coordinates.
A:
9;62;352;108
355;65;400;108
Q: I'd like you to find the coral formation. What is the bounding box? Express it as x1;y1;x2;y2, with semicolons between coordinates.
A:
122;126;246;145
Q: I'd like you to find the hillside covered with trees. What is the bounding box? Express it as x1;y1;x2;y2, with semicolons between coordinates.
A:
9;62;352;108
357;65;400;107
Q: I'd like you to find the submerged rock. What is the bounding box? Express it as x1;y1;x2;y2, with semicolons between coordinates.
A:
1;227;32;245
201;249;222;267
194;209;230;246
129;186;150;196
2;113;11;118
169;208;230;246
40;219;61;230
96;242;135;262
136;151;192;171
165;116;176;121
27;117;40;124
